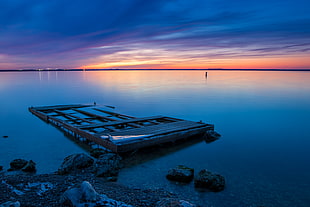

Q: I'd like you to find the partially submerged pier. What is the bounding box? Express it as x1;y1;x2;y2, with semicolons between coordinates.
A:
29;104;214;153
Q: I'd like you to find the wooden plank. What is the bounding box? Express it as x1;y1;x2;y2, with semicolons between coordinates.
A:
31;104;91;112
116;126;209;152
79;115;165;129
125;122;142;128
54;110;95;124
101;121;210;146
93;108;136;119
75;109;144;130
47;115;119;151
29;104;215;153
29;107;49;121
108;120;205;136
94;108;168;125
73;109;117;121
29;110;119;152
159;117;183;122
103;126;120;132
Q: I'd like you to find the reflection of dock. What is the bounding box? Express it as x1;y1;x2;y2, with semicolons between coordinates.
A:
29;104;214;153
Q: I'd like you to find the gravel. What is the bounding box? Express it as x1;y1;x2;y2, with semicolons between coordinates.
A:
0;173;178;207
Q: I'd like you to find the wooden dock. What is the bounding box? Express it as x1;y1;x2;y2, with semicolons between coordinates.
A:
29;104;214;153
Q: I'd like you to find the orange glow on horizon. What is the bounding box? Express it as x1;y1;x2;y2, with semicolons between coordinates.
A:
80;53;310;69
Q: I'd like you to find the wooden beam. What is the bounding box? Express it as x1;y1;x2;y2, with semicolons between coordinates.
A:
73;109;117;121
29;104;214;153
93;108;136;119
54;110;95;124
79;116;165;129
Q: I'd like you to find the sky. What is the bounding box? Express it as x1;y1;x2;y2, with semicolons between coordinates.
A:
0;0;310;70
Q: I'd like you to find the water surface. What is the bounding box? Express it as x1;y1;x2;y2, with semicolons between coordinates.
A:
0;70;309;206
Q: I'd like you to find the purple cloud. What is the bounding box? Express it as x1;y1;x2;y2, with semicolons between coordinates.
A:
0;0;309;69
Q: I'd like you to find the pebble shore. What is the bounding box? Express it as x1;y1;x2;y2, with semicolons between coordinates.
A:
0;173;178;207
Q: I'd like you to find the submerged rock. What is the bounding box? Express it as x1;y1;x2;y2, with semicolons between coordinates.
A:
204;130;221;143
90;148;108;158
166;165;194;183
60;181;132;207
156;198;196;207
0;201;20;207
106;176;118;182
58;153;94;175
9;159;28;171
7;159;36;173
21;160;36;172
94;153;122;177
194;169;225;192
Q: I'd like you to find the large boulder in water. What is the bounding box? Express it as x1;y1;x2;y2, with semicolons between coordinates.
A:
90;148;109;158
94;153;122;177
9;159;28;170
58;153;94;175
204;130;221;143
194;169;225;192
166;165;194;183
21;160;36;172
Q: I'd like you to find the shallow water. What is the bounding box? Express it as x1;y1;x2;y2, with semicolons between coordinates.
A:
0;70;309;206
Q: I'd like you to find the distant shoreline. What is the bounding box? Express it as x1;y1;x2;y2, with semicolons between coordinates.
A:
0;68;310;72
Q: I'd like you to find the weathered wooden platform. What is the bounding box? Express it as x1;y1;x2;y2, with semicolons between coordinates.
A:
29;104;214;153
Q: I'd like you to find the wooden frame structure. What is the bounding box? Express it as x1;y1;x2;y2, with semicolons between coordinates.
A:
29;104;214;153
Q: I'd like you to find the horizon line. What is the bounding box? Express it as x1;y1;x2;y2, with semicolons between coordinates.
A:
0;68;310;72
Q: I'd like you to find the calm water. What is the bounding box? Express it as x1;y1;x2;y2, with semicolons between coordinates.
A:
0;70;309;207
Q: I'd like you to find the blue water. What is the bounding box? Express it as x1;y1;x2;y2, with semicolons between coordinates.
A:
0;70;309;206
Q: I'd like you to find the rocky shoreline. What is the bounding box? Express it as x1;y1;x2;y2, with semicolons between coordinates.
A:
0;173;185;207
0;152;200;207
1;143;224;207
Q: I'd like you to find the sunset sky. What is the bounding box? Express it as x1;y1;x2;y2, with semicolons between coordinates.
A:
1;0;310;70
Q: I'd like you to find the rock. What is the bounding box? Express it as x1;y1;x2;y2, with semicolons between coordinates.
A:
8;159;36;173
60;181;132;207
166;165;194;183
0;166;3;171
204;130;221;143
156;198;196;207
60;181;99;206
60;186;82;206
21;160;36;172
94;153;122;177
58;153;94;175
106;176;118;182
9;159;28;170
0;201;20;207
90;148;108;158
80;181;98;202
194;169;225;192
